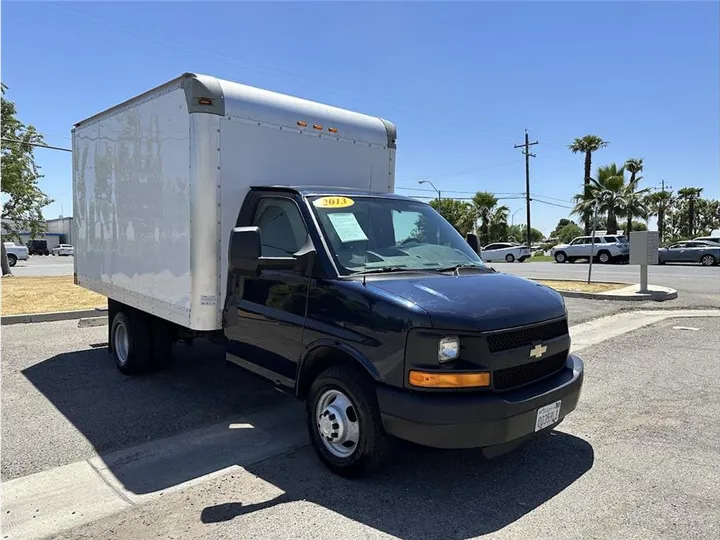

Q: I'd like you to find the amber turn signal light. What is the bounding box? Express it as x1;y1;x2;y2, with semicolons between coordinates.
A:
408;371;490;388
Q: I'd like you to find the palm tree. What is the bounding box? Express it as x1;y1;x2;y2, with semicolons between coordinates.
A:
677;187;703;238
472;191;508;246
647;189;674;243
622;179;650;235
572;163;626;234
569;135;609;234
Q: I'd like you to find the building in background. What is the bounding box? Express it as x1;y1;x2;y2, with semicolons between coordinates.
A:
1;217;73;250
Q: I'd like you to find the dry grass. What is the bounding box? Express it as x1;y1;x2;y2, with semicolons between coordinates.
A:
1;276;106;316
536;279;627;294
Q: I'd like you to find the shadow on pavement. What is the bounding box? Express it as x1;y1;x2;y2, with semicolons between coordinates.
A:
202;432;594;539
22;341;593;538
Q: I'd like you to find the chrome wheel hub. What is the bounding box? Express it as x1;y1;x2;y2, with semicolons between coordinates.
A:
114;321;129;366
316;389;360;458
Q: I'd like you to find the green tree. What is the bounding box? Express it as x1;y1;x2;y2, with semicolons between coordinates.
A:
1;83;53;275
569;135;609;234
647;189;674;243
622;158;648;234
508;224;543;243
472;191;508;246
428;198;475;237
557;222;583;243
676;187;703;238
572;163;626;234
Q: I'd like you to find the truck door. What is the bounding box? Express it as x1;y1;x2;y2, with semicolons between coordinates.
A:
224;195;310;388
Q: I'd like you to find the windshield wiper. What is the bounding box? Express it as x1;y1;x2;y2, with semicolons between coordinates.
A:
433;263;496;275
355;267;435;276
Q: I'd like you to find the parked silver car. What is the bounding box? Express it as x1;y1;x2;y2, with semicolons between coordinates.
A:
658;240;719;266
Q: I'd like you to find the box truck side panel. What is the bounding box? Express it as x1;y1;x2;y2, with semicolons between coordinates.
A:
73;85;193;327
218;115;394;306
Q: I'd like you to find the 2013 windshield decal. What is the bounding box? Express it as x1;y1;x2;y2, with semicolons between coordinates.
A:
313;196;355;209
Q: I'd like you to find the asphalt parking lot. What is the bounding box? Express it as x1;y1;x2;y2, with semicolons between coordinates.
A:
2;308;719;539
8;254;74;277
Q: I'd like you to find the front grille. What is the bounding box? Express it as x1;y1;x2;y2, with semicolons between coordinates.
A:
493;351;568;391
486;319;568;353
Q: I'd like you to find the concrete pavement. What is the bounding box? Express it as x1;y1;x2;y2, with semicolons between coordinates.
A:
3;309;720;539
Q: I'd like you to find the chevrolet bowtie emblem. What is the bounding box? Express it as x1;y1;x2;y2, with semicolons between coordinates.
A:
529;343;548;359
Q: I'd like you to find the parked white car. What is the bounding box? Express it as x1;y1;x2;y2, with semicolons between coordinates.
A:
3;241;29;267
51;244;74;256
551;235;629;264
480;242;531;263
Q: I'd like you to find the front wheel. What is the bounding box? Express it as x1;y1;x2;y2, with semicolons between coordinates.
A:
307;364;392;477
701;254;716;266
7;254;17;267
505;254;515;263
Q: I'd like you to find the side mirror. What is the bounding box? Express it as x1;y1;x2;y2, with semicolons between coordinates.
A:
229;226;262;274
229;226;297;275
465;233;480;254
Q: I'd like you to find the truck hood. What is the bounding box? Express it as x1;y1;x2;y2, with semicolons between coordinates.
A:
366;272;566;331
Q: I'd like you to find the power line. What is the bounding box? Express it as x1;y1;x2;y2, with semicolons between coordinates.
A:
514;130;539;247
532;198;573;210
1;138;71;153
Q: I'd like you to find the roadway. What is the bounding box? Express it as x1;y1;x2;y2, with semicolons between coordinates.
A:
495;260;720;308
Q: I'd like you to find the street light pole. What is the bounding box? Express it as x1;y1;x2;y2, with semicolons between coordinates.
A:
511;208;522;227
418;180;441;202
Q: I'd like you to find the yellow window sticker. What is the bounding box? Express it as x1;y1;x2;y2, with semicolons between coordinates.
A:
312;196;355;209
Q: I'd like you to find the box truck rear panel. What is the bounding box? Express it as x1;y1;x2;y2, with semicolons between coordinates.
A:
74;73;396;331
73;81;193;327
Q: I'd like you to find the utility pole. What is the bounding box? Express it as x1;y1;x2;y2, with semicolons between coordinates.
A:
514;130;538;247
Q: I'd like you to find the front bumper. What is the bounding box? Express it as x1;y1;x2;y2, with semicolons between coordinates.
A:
377;354;583;449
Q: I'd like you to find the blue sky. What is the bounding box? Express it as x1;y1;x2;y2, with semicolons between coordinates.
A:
3;1;719;235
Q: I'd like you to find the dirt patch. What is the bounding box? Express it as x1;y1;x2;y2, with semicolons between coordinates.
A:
1;276;106;316
536;279;627;294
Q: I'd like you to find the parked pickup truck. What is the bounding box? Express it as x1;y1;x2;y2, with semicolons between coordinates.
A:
74;73;584;477
551;234;629;264
3;242;29;267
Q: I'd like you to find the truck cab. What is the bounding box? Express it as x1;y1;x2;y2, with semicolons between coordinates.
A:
222;186;583;476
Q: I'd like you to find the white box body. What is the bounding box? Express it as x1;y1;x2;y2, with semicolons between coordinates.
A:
73;73;396;331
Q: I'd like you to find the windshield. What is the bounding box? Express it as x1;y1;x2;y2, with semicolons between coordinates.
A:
308;195;485;275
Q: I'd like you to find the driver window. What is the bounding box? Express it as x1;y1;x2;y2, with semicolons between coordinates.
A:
252;198;308;257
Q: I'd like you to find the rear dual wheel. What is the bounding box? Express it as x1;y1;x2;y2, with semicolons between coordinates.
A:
111;310;174;375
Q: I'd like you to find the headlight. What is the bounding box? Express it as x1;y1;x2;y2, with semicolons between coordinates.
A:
438;336;460;363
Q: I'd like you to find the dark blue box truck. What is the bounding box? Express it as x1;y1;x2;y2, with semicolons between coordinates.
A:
73;73;583;476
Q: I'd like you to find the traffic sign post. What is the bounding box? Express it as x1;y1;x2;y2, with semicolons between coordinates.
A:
630;231;659;294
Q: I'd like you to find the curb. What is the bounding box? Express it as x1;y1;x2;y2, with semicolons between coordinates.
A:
1;307;108;326
555;289;678;302
532;279;678;302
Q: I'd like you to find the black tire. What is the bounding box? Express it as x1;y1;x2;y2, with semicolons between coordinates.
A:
554;252;567;264
518;256;528;263
505;254;515;263
150;317;174;369
110;311;152;375
597;250;612;264
307;364;392;477
7;254;17;267
700;254;716;266
44;250;49;256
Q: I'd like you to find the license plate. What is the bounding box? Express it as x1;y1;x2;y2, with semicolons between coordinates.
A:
534;400;561;432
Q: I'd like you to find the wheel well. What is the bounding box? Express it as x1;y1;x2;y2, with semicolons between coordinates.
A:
297;346;372;399
597;249;611;257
